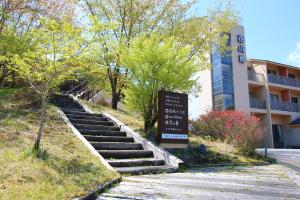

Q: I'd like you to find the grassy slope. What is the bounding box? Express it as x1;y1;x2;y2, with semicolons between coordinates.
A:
0;88;119;200
81;100;264;165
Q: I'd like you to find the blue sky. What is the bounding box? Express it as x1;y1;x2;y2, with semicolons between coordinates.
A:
191;0;300;67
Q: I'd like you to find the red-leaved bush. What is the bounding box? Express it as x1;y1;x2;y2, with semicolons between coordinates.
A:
191;110;265;155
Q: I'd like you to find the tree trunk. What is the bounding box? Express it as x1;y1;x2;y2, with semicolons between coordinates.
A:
144;118;157;133
144;119;151;133
33;95;47;155
0;66;7;87
144;90;158;132
107;65;126;110
10;71;15;88
144;110;158;133
111;93;119;109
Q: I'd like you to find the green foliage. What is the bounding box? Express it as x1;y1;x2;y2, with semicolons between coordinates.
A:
14;18;86;95
12;18;88;152
86;0;239;108
122;35;199;131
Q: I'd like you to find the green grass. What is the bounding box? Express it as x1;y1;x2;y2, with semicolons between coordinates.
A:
81;100;265;165
0;88;119;200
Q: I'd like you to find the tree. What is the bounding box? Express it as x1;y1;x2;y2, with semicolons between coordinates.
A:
14;18;86;154
0;0;77;87
0;0;36;87
122;35;199;132
85;0;196;109
120;1;239;132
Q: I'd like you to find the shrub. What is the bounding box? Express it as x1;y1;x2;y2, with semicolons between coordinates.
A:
191;110;265;155
10;87;41;108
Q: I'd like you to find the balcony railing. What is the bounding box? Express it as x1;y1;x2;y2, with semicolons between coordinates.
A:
250;98;266;109
270;100;300;112
267;74;300;88
248;71;264;82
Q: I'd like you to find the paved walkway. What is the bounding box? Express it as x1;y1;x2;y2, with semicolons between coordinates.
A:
98;165;300;200
256;149;300;172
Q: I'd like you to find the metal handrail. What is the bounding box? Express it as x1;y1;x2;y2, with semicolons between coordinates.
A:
270;100;300;112
268;74;300;88
65;81;86;95
249;98;266;109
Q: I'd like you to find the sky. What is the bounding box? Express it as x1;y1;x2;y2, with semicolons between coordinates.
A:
190;0;300;67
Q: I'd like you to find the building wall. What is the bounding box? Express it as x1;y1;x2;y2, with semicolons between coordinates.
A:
189;70;212;118
231;26;250;113
261;113;274;148
286;127;300;147
191;25;300;148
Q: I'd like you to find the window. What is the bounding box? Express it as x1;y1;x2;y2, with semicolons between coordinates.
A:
270;93;279;101
267;69;277;75
210;32;235;110
288;73;296;79
291;97;298;104
224;94;234;109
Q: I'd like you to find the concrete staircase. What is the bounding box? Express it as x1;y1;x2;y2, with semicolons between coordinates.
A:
51;94;177;175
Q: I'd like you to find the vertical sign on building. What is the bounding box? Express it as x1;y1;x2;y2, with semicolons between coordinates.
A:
158;90;188;148
237;34;246;63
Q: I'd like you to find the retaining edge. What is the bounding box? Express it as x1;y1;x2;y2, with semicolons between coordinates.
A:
56;108;115;171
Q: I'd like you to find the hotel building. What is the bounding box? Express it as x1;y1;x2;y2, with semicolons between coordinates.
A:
195;25;300;148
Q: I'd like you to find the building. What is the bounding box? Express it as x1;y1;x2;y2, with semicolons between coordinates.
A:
193;25;300;148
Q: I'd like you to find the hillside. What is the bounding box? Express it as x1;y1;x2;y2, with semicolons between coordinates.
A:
0;88;119;200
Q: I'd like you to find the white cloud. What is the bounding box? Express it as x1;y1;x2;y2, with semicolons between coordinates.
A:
288;42;300;64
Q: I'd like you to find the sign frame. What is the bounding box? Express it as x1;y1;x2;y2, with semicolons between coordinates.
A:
157;90;189;148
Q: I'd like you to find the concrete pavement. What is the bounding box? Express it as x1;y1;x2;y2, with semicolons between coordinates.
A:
98;165;300;200
256;149;300;172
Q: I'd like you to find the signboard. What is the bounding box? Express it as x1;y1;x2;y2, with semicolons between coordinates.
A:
237;34;246;63
157;90;188;148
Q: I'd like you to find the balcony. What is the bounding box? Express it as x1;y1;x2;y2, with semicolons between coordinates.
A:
248;71;264;83
267;74;300;88
250;98;266;109
270;100;300;112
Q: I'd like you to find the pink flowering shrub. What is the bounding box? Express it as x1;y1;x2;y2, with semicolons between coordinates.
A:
191;110;265;155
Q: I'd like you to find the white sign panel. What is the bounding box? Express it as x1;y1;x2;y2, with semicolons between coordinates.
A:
161;133;189;140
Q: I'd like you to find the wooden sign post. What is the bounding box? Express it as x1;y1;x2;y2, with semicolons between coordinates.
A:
158;90;188;148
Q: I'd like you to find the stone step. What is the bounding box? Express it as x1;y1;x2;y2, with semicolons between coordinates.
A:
69;118;114;126
115;165;177;175
74;124;119;131
58;105;83;109
55;102;80;105
52;100;76;104
52;99;75;102
62;110;103;117
108;158;165;167
91;142;143;150
79;130;126;137
54;101;80;104
53;102;75;106
84;135;134;142
62;108;86;113
66;114;108;121
98;150;154;159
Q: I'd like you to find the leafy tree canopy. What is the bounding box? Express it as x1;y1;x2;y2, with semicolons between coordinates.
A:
14;18;87;153
122;34;199;131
